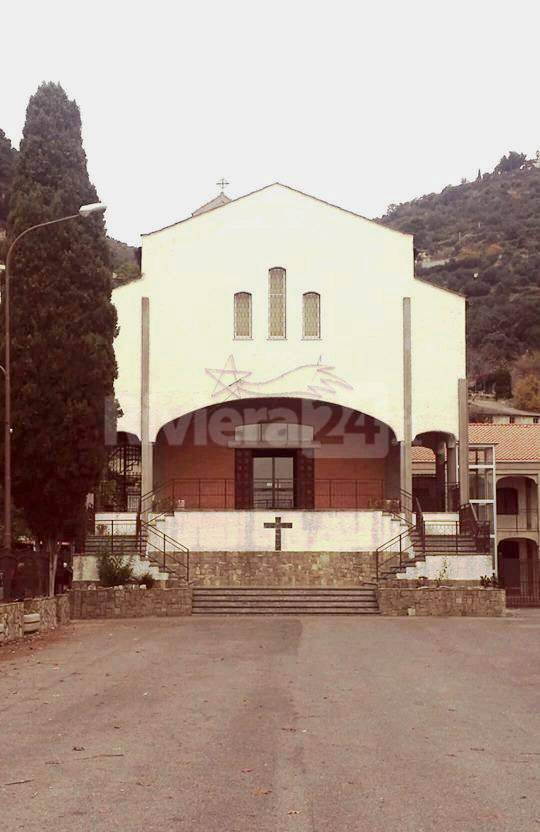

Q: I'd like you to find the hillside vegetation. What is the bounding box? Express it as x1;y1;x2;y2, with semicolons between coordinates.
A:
380;156;540;380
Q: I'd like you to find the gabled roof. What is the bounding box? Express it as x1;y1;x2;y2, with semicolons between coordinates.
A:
191;192;231;217
141;183;413;238
470;399;540;418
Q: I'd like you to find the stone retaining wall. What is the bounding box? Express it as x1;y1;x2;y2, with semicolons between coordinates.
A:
0;595;70;643
189;551;380;586
70;587;192;619
378;587;506;617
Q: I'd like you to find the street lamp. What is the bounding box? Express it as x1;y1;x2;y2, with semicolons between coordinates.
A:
2;202;107;567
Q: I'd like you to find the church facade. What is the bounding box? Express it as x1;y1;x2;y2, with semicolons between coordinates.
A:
81;184;493;587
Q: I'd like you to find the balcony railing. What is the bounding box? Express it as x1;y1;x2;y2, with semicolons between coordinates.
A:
139;478;402;512
497;512;539;532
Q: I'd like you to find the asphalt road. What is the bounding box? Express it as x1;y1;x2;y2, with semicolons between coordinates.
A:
1;613;540;832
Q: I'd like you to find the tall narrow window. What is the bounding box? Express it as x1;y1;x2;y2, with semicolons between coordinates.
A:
234;292;252;338
268;267;286;339
303;292;321;338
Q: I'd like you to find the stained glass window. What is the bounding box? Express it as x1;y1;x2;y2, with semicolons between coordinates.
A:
234;292;252;338
268;267;286;338
303;292;320;338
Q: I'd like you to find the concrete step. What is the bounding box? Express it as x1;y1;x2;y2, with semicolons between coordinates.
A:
193;608;380;615
193;587;376;594
192;586;379;615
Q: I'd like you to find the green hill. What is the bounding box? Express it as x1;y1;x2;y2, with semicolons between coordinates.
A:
379;156;540;379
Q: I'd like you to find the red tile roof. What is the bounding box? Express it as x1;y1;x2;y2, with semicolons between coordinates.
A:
469;423;540;462
412;424;540;463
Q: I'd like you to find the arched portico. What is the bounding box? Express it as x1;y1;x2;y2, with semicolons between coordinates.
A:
496;475;539;535
150;397;401;512
411;430;459;511
498;536;540;606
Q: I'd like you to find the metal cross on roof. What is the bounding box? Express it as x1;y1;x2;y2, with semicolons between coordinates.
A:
216;178;229;193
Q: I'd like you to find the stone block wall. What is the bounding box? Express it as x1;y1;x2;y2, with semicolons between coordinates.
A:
0;595;70;643
0;602;24;642
70;587;192;619
189;551;378;587
378;587;506;617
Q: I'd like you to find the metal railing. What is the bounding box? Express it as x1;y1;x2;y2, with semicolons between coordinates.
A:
88;518;190;583
459;502;491;553
140;478;235;514
92;519;141;555
140;518;190;583
138;478;408;513
504;578;540;608
375;499;491;582
253;477;294;509
496;512;539;532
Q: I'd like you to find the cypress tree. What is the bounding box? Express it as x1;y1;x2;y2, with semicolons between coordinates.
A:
0;128;17;228
6;82;117;594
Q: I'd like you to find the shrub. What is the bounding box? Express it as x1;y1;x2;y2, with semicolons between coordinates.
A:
97;551;134;587
137;571;156;589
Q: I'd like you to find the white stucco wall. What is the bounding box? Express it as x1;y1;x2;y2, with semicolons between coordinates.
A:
397;554;493;582
160;510;399;552
113;184;465;442
72;554;168;583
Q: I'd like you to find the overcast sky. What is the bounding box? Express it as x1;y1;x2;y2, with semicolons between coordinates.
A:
3;0;540;245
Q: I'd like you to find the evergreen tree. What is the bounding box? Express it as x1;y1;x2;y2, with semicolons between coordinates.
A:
0;129;17;257
6;83;117;594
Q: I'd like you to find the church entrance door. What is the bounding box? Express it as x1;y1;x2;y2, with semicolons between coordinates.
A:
253;452;295;509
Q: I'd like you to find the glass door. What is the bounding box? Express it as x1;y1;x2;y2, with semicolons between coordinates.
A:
253;454;294;509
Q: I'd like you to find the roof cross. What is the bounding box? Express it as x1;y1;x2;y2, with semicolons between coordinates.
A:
216;177;229;194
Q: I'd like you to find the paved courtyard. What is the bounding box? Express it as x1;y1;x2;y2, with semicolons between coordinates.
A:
1;613;540;831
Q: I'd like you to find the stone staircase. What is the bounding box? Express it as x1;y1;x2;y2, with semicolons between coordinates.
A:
378;528;479;581
192;586;379;615
84;533;142;558
84;532;181;585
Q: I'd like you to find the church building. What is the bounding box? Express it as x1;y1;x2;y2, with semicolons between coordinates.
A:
77;183;494;604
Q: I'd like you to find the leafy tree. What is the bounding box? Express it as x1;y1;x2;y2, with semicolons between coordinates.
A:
494;151;526;174
513;374;540;411
491;367;512;399
514;350;540;380
6;83;117;595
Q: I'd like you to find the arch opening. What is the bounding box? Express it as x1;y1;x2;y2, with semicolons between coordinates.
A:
411;430;459;512
151;397;401;512
498;537;540;607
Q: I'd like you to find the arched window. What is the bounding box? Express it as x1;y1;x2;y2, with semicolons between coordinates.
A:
303;292;320;338
268;267;286;339
234;292;252;338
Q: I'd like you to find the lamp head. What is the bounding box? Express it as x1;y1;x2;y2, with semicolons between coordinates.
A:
79;202;107;217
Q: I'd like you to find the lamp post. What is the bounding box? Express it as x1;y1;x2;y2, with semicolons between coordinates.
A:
2;202;107;565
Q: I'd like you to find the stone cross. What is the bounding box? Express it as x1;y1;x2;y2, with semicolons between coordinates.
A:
264;516;292;552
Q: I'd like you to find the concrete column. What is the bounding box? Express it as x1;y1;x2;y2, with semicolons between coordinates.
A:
447;437;458;510
401;297;413;519
537;474;540;537
435;438;446;511
140;297;153;504
458;377;469;505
